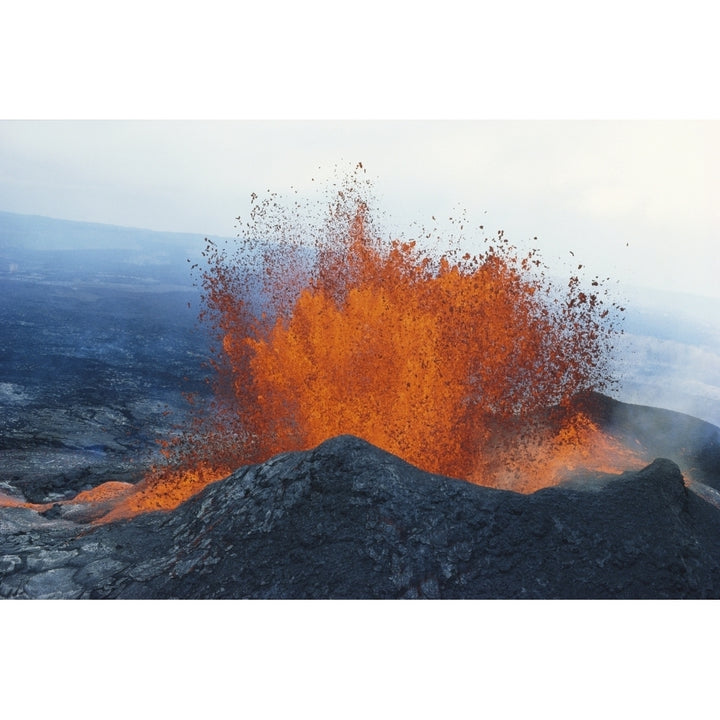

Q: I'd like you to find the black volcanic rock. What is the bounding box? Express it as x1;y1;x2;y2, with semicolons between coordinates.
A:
3;435;720;599
0;272;212;503
577;391;720;490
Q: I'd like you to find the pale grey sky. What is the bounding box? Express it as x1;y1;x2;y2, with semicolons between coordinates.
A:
2;2;719;299
1;120;718;298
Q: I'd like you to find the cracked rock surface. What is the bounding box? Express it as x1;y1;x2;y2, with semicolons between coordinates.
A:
3;436;720;599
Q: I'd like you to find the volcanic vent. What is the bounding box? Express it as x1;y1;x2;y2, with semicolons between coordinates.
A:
96;165;632;521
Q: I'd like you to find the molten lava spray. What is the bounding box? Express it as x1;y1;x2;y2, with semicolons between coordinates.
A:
100;165;634;521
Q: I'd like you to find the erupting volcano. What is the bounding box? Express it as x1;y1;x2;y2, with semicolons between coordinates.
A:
93;165;636;521
7;170;720;600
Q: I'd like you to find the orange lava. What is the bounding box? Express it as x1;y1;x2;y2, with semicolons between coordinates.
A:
471;411;647;493
141;164;624;509
4;167;625;524
67;481;134;505
97;462;230;523
0;491;39;509
0;480;134;517
0;474;223;524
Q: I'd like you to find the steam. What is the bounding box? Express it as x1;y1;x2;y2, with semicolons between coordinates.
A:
612;287;720;427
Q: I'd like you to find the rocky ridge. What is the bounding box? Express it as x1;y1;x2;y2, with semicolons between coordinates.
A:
3;433;720;599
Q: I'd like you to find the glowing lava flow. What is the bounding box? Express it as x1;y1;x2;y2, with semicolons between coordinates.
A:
98;462;230;523
0;481;134;518
470;411;647;493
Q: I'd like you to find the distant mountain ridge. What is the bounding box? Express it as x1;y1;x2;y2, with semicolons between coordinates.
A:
0;209;232;252
0;210;226;289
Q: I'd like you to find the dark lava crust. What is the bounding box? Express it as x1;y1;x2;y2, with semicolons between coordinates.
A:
3;435;720;599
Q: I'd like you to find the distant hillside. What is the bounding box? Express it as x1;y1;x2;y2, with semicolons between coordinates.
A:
0;210;226;252
0;210;238;289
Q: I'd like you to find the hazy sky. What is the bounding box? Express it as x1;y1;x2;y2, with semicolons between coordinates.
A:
2;4;719;300
0;120;718;298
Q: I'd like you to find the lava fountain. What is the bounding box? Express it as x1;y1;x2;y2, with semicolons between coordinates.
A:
97;165;641;522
